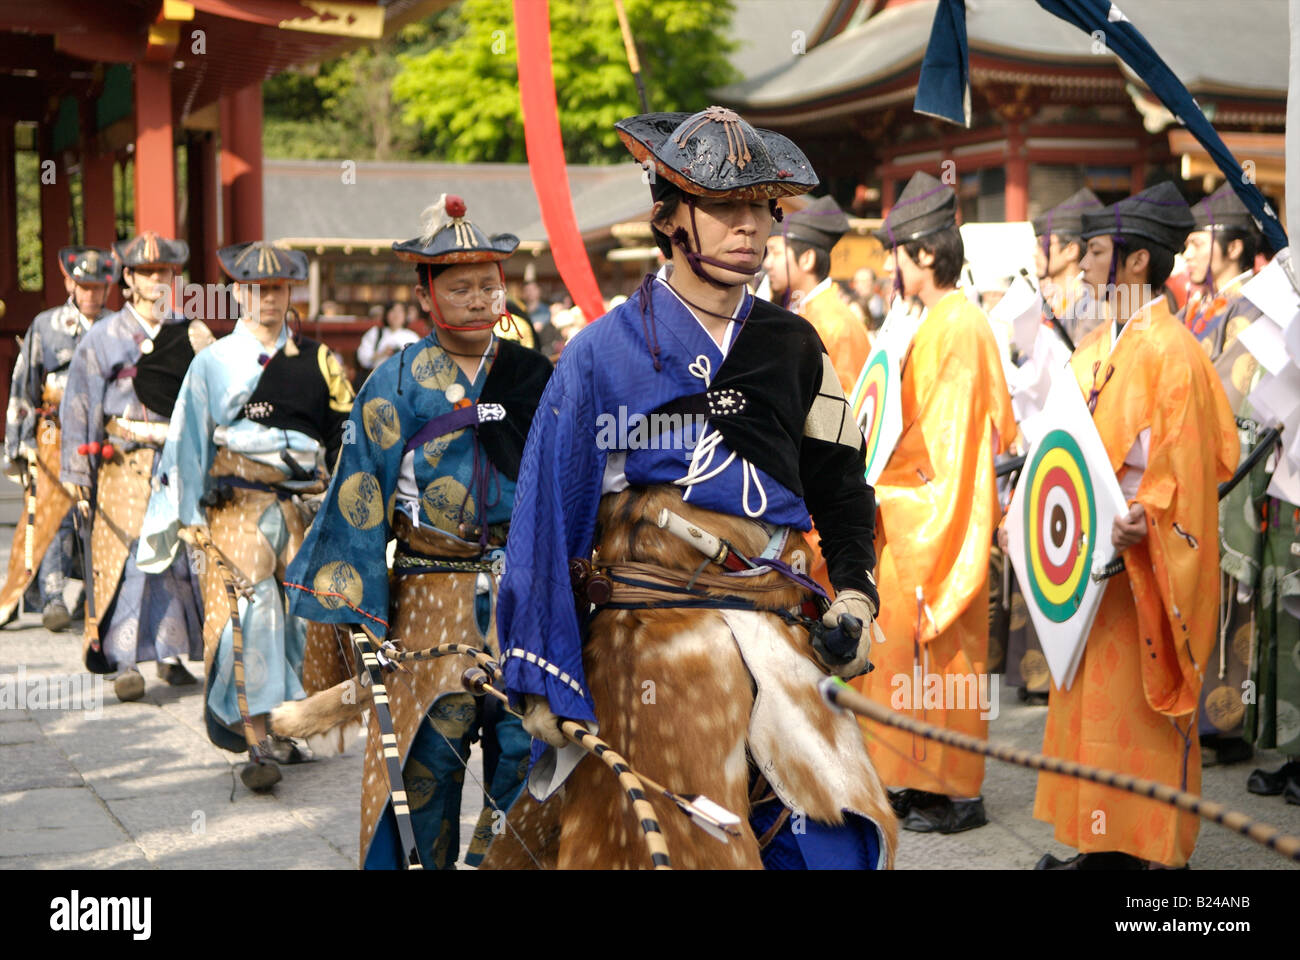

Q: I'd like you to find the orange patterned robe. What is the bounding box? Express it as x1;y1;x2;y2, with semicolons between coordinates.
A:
855;290;1015;797
1032;295;1237;866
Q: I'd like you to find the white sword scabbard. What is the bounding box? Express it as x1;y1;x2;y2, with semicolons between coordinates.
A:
655;507;728;565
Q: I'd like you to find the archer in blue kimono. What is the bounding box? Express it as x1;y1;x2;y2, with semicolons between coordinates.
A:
138;240;354;793
60;232;205;704
284;195;552;868
1;246;119;630
486;107;897;871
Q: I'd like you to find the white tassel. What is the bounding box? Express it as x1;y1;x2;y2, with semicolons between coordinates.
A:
420;194;449;246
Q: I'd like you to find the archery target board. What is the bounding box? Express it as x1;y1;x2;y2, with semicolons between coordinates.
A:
1005;375;1127;691
849;344;902;486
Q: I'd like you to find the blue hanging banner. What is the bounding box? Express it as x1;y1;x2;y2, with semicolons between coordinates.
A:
912;0;1288;252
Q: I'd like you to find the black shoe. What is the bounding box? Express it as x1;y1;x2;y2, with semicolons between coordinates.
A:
1035;851;1083;870
0;603;18;628
889;788;926;817
1284;776;1300;806
1035;851;1145;870
902;795;988;834
945;797;989;833
42;601;71;632
1017;687;1049;706
902;794;950;833
157;659;197;686
1213;737;1253;766
1246;760;1300;796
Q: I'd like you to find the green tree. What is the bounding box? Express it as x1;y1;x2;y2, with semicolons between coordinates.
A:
392;0;739;164
262;17;453;161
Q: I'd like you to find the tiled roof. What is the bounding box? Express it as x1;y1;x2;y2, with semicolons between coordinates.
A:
264;159;650;246
715;0;1287;112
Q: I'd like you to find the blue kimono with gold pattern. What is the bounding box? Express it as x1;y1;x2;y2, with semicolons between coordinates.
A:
286;331;551;869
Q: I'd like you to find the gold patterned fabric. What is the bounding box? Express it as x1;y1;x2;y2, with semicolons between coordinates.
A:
0;420;72;618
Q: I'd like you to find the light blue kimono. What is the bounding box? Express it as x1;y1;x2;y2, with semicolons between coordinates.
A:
139;321;324;728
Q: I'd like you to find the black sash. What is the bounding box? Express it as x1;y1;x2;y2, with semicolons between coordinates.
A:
133;322;195;418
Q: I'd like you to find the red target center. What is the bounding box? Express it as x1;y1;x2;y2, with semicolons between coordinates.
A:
862;381;881;433
1035;465;1081;583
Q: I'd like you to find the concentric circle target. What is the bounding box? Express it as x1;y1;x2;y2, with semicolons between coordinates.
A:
1023;429;1095;622
853;351;890;477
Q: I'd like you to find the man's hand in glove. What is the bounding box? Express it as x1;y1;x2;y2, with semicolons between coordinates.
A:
816;588;882;679
522;694;568;748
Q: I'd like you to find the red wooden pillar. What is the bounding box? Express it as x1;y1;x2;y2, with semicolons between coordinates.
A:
133;60;176;237
40;146;72;308
0;119;17;302
220;83;263;245
1005;125;1029;222
880;175;896;214
0;118;21;422
186;132;219;286
83;151;116;248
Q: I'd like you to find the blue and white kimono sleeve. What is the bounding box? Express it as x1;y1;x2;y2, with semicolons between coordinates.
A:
135;350;219;572
283;365;404;637
58;321;110;489
496;335;605;726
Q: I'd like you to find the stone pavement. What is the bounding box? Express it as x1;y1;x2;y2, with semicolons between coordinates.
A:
0;527;1297;869
0;531;485;870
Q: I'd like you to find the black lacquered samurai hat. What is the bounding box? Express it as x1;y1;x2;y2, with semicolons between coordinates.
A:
1081;181;1195;253
1190;185;1258;233
782;194;851;251
873;171;957;246
1032;187;1103;239
58;245;119;285
114;231;189;269
616;106;818;200
217;241;309;283
392;194;519;265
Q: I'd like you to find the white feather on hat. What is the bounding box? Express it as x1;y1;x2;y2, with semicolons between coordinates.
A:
420;194;449;246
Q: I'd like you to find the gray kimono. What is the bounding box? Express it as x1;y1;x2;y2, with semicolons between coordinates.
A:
60;304;203;670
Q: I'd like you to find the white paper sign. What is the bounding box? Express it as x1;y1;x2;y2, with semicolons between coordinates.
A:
1241;248;1300;332
1238;316;1291;376
990;274;1044;356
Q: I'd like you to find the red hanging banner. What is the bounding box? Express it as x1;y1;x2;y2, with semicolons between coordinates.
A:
513;0;606;323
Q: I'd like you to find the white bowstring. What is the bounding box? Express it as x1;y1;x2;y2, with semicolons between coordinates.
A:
674;355;767;518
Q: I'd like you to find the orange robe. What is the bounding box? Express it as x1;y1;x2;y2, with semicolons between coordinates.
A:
801;280;872;395
1032;296;1237;866
801;279;874;593
855;290;1015;797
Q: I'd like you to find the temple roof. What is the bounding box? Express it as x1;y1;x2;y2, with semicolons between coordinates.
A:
264;159;650;249
716;0;1288;120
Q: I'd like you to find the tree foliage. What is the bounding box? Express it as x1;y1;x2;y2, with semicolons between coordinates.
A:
263;17;454;161
392;0;740;164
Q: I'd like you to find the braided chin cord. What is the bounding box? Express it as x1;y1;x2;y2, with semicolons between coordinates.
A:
670;195;766;291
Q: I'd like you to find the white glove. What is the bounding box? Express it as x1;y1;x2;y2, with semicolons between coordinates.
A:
522;694;568;748
817;588;880;679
